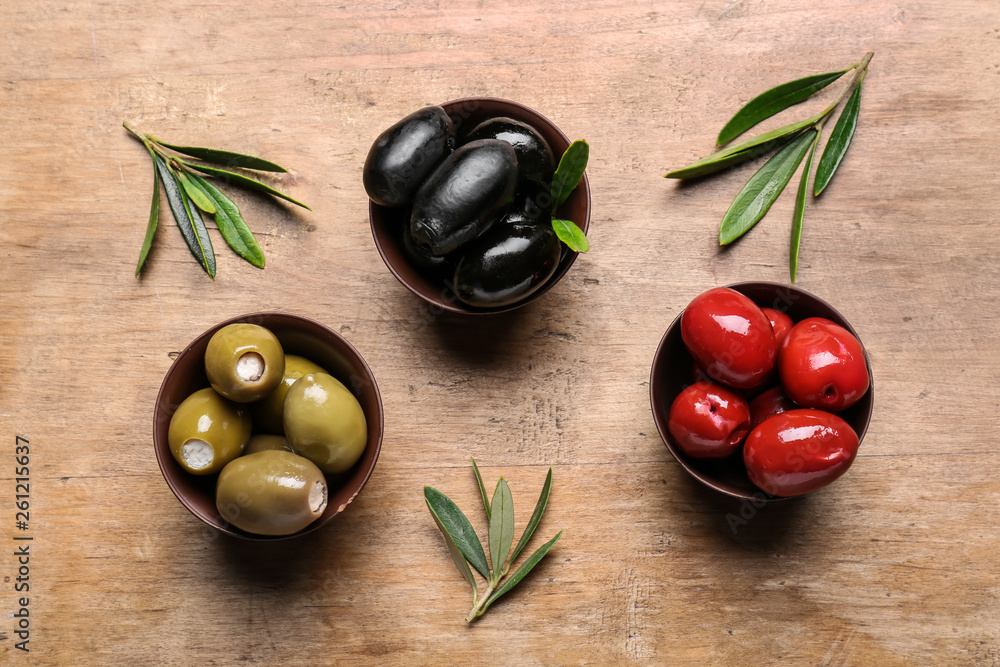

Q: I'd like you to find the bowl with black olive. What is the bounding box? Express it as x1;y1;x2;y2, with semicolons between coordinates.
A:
153;312;383;540
367;97;591;314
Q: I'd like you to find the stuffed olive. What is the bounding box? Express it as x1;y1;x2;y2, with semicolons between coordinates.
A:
251;354;326;434
168;387;251;475
216;450;328;536
464;117;555;186
453;223;561;308
283;373;367;474
243;434;294;455
410;139;518;256
205;323;285;403
363;105;454;208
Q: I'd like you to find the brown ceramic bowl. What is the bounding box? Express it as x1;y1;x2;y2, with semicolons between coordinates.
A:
649;282;874;501
153;312;383;540
369;97;591;314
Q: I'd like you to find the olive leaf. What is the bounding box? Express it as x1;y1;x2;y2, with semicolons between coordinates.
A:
488;479;515;582
716;69;848;146
188;173;265;268
135;147;160;277
124;121;307;277
148;137;289;172
814;73;865;196
426;460;564;623
552;219;590;253
791;133;820;282
665;52;873;281
719;129;817;245
423;485;490;579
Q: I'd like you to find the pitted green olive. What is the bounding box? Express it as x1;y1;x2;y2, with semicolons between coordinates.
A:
251;354;326;434
168;387;251;475
283;373;367;474
243;434;294;455
216;450;328;536
205;323;285;403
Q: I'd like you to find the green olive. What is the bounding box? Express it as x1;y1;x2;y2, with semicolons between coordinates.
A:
168;387;251;475
251;354;326;434
205;323;285;403
243;434;294;455
216;450;328;536
283;373;367;474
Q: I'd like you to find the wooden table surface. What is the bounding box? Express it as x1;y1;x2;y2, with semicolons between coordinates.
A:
2;0;999;664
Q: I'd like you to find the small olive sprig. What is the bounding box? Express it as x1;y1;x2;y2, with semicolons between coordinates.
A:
425;459;563;623
666;52;873;281
124;122;310;278
550;140;590;253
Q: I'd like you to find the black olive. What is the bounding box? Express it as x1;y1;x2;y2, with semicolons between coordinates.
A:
453;223;561;308
503;182;553;227
363;106;454;208
410;139;518;256
464;117;555;186
400;222;452;279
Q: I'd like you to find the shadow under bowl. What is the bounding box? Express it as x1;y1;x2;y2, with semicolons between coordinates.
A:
369;97;591;315
153;312;383;540
649;281;874;501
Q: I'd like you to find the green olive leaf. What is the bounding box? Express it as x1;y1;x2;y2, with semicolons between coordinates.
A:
185;162;311;210
719;129;817;245
188;173;265;268
814;73;865;196
488;478;515;583
666;113;821;179
174;168;216;214
717;69;849;146
424;485;490;579
791;133;820;283
477;530;564;617
155;156;215;277
663;134;798;180
427;498;479;603
135;147;160;277
511;466;551;563
550;140;589;211
149;137;289;172
471;458;491;522
551;219;590;253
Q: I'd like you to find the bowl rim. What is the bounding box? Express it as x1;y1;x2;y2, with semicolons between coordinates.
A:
368;96;592;315
153;311;384;541
649;281;874;502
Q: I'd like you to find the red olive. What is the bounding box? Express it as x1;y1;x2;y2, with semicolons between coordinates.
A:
779;317;870;412
680;287;777;389
743;409;859;497
761;307;794;348
667;381;751;459
748;386;797;431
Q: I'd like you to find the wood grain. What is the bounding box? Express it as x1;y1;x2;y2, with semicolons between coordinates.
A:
2;0;999;664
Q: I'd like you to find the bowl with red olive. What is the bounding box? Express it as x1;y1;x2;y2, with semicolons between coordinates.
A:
366;97;591;314
153;312;383;540
649;282;873;501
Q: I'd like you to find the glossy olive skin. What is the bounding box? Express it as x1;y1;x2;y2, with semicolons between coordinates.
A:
283;373;368;474
464;117;555;186
743;409;859;497
410;139;518;256
216;450;328;536
243;434;294;455
363;106;454;208
453;223;561;308
251;354;326;434
761;307;794;348
779;317;870;412
205;323;285;403
748;386;797;431
497;182;552;228
680;287;777;390
168;387;251;475
400;222;452;279
667;381;751;459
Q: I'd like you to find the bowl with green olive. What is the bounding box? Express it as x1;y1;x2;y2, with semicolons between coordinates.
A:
367;97;591;314
153;312;383;540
